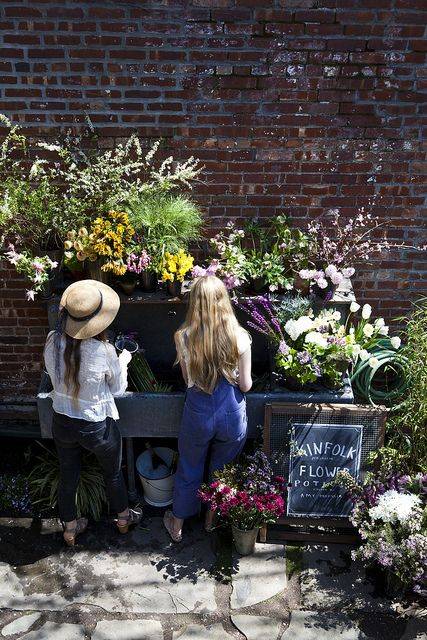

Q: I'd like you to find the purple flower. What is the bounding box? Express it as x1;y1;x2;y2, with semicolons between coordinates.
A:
297;350;311;365
278;340;290;355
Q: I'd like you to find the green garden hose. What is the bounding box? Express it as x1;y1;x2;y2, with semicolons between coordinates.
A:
350;340;409;409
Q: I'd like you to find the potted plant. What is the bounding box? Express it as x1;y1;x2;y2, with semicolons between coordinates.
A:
161;249;194;297
238;297;360;391
327;469;427;598
3;243;59;301
122;249;152;294
199;451;285;556
64;210;135;283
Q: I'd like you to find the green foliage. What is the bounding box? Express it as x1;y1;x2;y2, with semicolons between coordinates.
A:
128;351;172;392
385;299;427;473
28;442;108;521
128;193;203;270
273;295;313;324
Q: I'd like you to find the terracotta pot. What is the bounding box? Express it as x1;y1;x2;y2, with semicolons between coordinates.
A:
231;525;259;556
140;271;158;292
167;280;182;298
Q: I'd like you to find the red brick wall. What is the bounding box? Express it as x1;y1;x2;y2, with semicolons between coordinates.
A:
0;0;426;400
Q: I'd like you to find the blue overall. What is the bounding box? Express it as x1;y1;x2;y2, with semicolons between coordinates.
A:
173;377;247;519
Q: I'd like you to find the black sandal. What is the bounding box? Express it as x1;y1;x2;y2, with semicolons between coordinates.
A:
62;517;88;547
116;506;143;534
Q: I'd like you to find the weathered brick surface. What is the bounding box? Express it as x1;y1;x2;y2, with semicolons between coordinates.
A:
0;0;426;399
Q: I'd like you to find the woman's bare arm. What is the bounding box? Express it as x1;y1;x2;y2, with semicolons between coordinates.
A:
238;347;252;393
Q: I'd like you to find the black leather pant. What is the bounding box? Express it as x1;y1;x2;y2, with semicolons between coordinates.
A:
52;411;128;522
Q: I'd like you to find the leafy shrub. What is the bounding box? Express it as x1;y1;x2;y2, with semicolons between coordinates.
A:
28;443;108;521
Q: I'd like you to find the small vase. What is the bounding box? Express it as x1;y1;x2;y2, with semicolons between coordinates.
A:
167;280;182;298
87;259;109;284
120;279;137;295
231;525;259;556
140;271;158;292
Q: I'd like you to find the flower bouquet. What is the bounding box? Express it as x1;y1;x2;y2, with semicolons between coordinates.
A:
239;297;358;390
161;249;194;297
4;244;58;301
199;451;285;555
327;470;427;597
64;210;135;281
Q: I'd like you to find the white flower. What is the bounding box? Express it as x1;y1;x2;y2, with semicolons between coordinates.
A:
298;269;316;280
374;317;385;328
378;325;389;336
369;490;421;524
360;349;369;361
330;271;343;285
350;301;360;313
26;290;36;301
342;267;355;278
325;264;338;277
363;323;374;338
390;336;401;349
305;331;328;349
361;304;372;320
332;310;341;321
352;344;361;357
349;327;355;335
368;356;379;368
317;277;328;289
285;316;313;341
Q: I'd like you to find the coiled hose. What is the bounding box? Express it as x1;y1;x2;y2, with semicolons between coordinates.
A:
350;340;409;409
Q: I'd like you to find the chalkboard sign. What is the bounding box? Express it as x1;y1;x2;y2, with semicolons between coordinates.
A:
287;422;362;518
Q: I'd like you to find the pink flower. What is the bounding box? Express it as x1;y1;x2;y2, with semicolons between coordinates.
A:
31;260;45;272
342;267;355;278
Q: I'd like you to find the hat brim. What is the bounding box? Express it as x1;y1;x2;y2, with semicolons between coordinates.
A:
60;280;120;340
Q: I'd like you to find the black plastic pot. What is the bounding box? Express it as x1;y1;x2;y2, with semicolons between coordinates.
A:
140;271;158;292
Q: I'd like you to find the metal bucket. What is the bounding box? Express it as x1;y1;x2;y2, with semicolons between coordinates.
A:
231;525;259;556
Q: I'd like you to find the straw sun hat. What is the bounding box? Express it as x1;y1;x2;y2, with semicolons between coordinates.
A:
59;279;120;340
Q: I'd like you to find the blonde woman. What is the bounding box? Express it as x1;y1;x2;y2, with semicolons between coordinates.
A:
163;275;252;542
44;280;142;546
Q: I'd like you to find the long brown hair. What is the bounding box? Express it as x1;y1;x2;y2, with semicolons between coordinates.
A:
175;275;244;394
52;310;107;397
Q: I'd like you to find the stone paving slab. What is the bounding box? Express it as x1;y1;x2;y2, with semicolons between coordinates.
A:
231;614;282;640
231;543;286;610
92;619;163;640
0;519;217;614
1;613;41;637
300;545;392;613
281;610;364;640
174;623;234;639
21;622;85;639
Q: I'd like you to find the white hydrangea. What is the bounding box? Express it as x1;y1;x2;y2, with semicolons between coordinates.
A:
304;331;328;349
285;316;313;341
369;490;421;524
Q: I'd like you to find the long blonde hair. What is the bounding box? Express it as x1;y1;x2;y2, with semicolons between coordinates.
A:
175;275;243;394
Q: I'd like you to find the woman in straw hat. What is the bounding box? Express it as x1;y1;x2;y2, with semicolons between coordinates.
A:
44;279;142;546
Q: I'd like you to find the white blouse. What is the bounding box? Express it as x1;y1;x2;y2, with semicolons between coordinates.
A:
44;331;128;422
177;326;252;389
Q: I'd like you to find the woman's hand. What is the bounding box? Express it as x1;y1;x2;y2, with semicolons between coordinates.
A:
119;348;132;366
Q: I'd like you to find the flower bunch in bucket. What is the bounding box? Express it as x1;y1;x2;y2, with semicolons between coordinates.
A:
3;243;58;301
199;451;285;554
239;297;359;389
327;470;427;597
